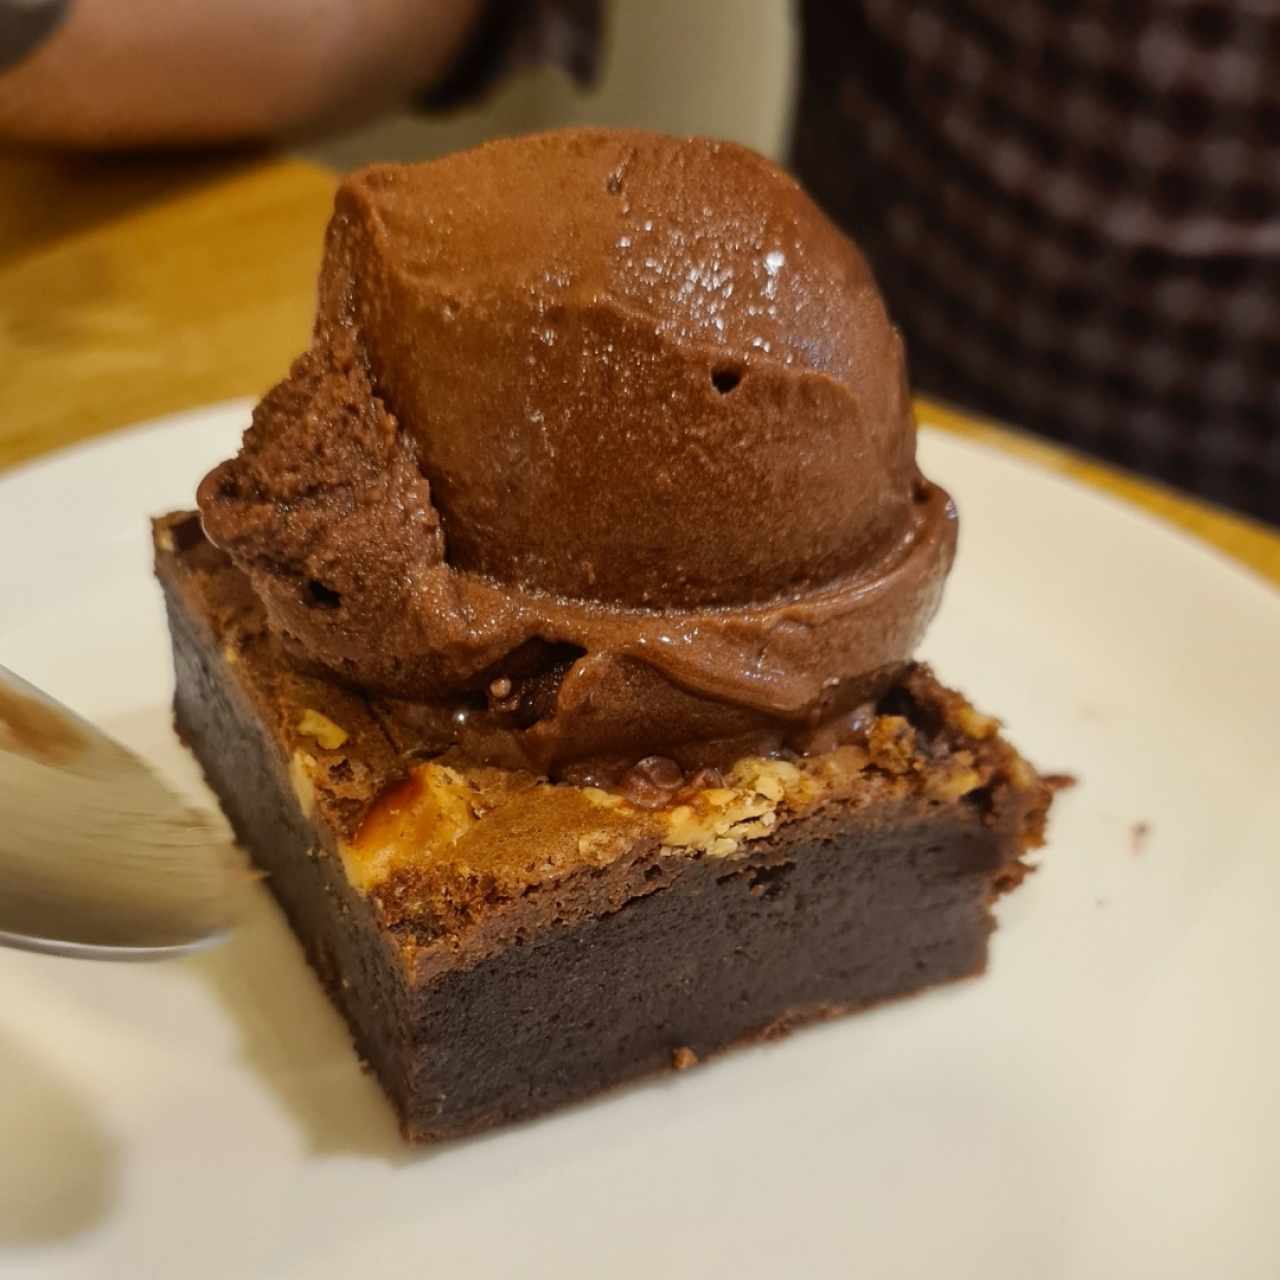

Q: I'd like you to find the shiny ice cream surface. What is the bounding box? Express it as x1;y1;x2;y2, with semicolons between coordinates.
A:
198;128;956;776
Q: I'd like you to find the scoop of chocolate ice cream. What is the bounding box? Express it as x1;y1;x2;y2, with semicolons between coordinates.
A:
198;129;956;774
316;130;919;608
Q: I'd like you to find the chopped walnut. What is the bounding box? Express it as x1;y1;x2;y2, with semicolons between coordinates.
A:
297;709;349;750
1008;754;1037;790
924;751;983;800
953;702;1000;740
867;715;918;774
576;830;615;857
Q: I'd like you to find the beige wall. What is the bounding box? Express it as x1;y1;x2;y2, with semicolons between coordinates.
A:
310;0;798;171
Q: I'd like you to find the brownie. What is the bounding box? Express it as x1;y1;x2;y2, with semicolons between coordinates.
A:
155;513;1052;1143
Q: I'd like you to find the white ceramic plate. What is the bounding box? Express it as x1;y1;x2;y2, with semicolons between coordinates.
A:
1;402;1277;1280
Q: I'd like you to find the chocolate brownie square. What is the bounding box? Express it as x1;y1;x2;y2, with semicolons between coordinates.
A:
155;513;1051;1142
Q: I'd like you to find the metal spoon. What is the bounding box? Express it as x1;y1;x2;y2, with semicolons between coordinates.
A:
0;664;237;960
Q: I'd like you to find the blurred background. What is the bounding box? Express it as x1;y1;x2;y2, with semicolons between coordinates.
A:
311;1;797;168
1;0;1278;544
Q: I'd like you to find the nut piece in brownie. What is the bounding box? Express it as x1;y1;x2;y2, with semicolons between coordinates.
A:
155;513;1051;1143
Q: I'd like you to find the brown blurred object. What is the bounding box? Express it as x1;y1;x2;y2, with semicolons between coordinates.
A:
0;147;1277;589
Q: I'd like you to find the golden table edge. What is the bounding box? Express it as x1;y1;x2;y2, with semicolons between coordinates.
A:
916;398;1280;590
0;150;1276;590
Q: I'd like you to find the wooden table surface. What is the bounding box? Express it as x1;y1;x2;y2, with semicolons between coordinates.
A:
2;148;1278;588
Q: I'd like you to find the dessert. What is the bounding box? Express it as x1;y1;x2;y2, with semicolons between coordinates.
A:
156;129;1054;1142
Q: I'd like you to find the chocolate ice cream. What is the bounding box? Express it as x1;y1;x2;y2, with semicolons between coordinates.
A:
198;129;956;775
